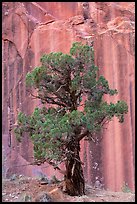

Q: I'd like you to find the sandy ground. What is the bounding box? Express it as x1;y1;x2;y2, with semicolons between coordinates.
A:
2;175;135;202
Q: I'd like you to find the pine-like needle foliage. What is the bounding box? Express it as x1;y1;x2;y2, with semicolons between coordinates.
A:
14;42;128;167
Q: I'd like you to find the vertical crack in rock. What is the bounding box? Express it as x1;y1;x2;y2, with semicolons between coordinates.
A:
4;39;22;62
129;81;134;168
3;39;23;150
7;99;12;147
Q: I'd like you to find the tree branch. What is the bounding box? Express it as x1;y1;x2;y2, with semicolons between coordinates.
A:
95;115;107;126
78;129;89;141
44;96;67;107
55;83;67;93
37;83;72;107
29;91;67;107
39;157;67;175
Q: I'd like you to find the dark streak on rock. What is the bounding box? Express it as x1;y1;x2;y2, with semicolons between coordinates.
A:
9;63;14;93
39;20;55;26
16;55;23;76
4;39;22;61
129;81;134;167
16;85;20;110
82;2;90;21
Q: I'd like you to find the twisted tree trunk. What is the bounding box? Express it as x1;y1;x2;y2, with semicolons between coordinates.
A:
64;138;85;196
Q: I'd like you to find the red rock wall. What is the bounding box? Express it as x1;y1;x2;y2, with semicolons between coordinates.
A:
2;2;135;191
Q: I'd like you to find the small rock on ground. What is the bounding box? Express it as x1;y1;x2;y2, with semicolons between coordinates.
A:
35;192;53;202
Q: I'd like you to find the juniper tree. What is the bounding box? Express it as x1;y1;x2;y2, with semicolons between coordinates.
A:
14;42;128;196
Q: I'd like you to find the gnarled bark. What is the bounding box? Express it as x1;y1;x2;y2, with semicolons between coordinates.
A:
64;139;85;196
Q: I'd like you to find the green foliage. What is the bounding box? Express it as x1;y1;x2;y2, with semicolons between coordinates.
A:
14;42;128;164
121;182;132;193
70;42;95;65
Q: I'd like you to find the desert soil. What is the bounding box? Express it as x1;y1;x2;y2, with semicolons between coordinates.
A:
2;175;135;202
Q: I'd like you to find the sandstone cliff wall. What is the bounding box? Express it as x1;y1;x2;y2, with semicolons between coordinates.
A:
2;2;135;191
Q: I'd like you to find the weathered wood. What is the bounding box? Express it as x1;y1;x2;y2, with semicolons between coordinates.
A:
64;139;85;196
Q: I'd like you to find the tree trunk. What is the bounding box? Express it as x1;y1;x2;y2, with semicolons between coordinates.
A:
64;139;85;196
